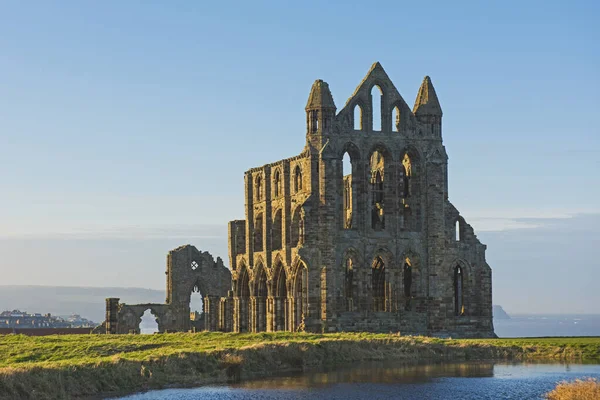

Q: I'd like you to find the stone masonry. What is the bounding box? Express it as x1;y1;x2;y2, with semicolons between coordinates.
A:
105;63;494;338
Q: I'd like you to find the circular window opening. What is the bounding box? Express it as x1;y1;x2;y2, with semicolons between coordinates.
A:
191;261;199;270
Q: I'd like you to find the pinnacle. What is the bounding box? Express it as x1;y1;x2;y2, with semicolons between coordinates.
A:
413;76;442;116
306;79;336;110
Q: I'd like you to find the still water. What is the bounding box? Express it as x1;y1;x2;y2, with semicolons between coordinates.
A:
116;362;600;400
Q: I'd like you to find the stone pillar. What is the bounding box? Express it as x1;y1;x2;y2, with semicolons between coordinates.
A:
204;295;220;331
233;297;241;333
249;296;257;332
105;298;120;334
266;296;275;332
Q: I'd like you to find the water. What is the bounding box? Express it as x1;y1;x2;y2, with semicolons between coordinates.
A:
115;362;600;400
494;314;600;338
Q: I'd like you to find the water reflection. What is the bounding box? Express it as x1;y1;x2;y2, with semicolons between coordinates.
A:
235;361;495;389
117;362;600;400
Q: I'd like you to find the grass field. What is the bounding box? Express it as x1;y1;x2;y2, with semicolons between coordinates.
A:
0;332;599;399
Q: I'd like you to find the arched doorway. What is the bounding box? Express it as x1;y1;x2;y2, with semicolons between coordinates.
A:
372;256;386;312
190;283;204;332
274;264;288;331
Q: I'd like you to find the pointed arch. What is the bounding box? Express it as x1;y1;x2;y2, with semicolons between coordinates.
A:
454;265;464;316
292;260;308;331
253;212;264;252
273;262;288;331
392;105;400;132
254;264;268;332
293;165;303;193
273;168;281;198
371;256;386;312
271;209;283;250
236;265;251;332
354;103;363;130
371;85;383;131
255;175;262;201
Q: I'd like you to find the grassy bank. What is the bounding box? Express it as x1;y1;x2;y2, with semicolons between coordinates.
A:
0;332;599;399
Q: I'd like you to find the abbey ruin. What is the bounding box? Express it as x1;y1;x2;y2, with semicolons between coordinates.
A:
105;63;495;338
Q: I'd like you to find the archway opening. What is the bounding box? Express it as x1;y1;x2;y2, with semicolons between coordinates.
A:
354;104;363;130
392;106;400;132
255;267;268;332
455;220;461;241
274;265;288;331
372;256;386;312
190;285;204;332
293;264;308;331
290;208;302;247
140;309;159;334
273;169;281;197
342;152;354;229
254;213;264;251
370;150;385;230
294;165;303;193
272;209;283;250
371;85;383;131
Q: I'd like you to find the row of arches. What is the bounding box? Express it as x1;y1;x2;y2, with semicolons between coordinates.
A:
234;262;308;332
252;207;303;252
353;85;404;132
342;251;468;316
254;166;303;202
342;146;419;231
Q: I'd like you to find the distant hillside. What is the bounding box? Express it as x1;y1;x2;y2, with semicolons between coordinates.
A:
0;286;165;323
1;286;513;325
493;305;511;319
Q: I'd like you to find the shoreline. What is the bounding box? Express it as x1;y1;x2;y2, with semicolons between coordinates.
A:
1;333;599;400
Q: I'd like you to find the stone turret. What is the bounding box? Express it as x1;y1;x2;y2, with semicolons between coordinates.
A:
306;79;336;136
413;76;442;137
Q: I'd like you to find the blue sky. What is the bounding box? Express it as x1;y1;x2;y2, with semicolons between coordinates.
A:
0;1;598;314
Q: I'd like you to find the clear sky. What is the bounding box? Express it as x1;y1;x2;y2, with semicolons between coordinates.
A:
0;1;598;314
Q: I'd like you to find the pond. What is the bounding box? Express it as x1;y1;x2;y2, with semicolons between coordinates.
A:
115;361;600;400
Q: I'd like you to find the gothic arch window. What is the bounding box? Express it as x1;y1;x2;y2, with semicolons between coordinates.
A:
345;258;354;311
371;85;383;131
274;264;288;331
401;153;412;198
255;267;268;332
290;208;302;247
454;265;464;316
238;266;251;332
455;219;461;241
403;258;412;311
254;213;263;252
294;165;303;193
255;175;262;201
273;169;281;197
372;256;386;312
370;150;385;230
272;209;283;250
342;151;355;229
354;104;363;130
392;106;400;132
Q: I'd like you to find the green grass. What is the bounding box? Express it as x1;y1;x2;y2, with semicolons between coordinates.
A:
0;333;599;399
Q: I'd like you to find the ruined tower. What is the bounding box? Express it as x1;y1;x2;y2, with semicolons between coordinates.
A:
225;62;494;337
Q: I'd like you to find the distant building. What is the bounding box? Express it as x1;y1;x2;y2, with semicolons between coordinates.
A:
0;310;97;329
